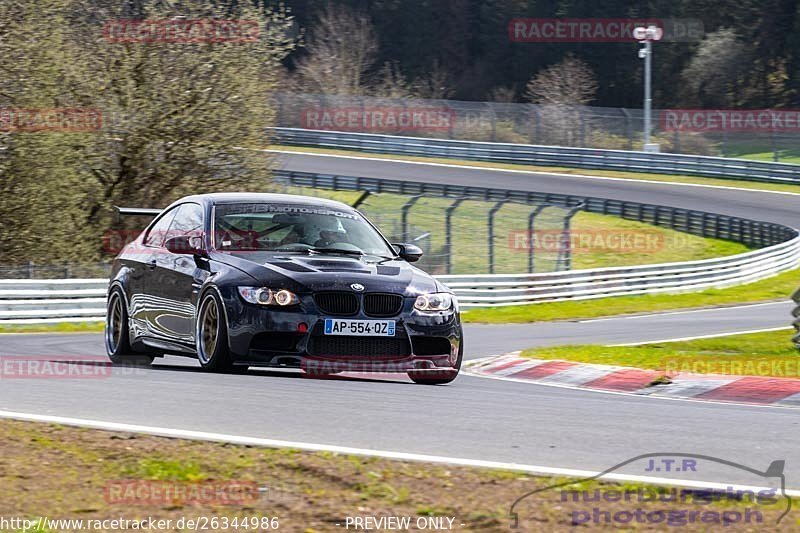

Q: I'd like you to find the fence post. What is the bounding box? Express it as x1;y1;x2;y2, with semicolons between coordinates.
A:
487;102;497;142
558;203;585;271
527;205;548;273
27;261;34;279
621;108;633;151
530;106;541;143
401;196;423;242
487;201;505;274
721;130;728;158
351;190;371;209
771;129;779;162
445;198;466;274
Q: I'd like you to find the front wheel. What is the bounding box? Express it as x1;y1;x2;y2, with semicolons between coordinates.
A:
407;341;463;385
105;289;153;367
196;291;244;373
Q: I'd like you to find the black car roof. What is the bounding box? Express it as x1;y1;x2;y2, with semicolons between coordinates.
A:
174;193;354;211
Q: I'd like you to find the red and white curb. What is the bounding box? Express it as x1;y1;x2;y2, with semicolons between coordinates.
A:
465;353;800;408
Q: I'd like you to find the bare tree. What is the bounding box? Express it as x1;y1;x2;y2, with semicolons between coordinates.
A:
487;86;517;103
525;55;598;106
680;29;751;107
371;61;411;98
293;3;378;96
411;60;454;100
524;56;598;146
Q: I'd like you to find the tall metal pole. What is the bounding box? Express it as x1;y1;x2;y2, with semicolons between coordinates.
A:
644;38;652;147
636;25;661;153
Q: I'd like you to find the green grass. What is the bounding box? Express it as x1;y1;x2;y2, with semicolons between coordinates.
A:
720;142;800;165
0;321;104;334
272;144;800;195
461;268;799;323
519;329;799;378
281;185;750;275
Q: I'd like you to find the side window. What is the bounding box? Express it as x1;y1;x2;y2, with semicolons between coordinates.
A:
167;203;204;239
143;208;178;248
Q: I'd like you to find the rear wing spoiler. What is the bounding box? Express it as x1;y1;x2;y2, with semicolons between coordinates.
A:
113;206;163;223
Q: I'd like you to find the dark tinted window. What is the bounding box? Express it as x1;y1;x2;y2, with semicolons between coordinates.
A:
143;208;178;248
168;203;204;238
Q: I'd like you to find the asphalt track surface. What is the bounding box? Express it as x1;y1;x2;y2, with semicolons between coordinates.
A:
1;152;799;490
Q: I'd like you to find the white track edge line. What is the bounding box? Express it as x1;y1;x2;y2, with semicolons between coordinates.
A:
576;301;791;322
608;326;794;346
0;409;796;496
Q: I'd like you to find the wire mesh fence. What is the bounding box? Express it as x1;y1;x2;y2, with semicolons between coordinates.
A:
276;185;577;275
274;93;800;162
0;192;576;279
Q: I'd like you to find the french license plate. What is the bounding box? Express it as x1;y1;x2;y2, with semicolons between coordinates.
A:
323;319;395;336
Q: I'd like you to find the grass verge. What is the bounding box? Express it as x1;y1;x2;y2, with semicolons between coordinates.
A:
519;329;799;379
271;144;800;195
0;419;791;531
0;321;105;334
288;185;749;273
461;269;798;323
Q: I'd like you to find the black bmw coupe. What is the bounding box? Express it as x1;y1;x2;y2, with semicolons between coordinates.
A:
105;193;463;384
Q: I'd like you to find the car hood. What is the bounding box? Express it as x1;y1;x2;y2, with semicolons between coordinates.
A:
211;251;443;296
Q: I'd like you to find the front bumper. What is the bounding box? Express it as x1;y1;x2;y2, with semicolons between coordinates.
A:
223;289;462;373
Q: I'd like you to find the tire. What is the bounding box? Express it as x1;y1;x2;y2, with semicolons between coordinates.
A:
407;340;463;385
105;288;154;367
195;290;244;373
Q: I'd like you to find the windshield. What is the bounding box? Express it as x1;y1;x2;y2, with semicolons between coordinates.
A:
213;202;396;258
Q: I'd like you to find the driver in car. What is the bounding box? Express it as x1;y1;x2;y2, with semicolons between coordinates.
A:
280;214;349;248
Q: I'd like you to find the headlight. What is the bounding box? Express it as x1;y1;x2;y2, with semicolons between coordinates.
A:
414;292;454;311
238;287;298;306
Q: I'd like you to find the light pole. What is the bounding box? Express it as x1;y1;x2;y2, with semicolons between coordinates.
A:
634;25;663;153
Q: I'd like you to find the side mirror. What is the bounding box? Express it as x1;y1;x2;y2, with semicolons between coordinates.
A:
392;243;423;263
164;235;204;255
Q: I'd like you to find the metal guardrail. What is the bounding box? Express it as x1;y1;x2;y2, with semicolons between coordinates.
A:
4;131;799;322
274;171;794;249
3;197;796;318
3;231;799;322
273;127;800;185
442;235;800;306
0;279;107;323
271;170;800;307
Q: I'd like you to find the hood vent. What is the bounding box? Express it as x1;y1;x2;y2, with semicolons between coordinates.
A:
376;266;401;276
267;261;314;272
